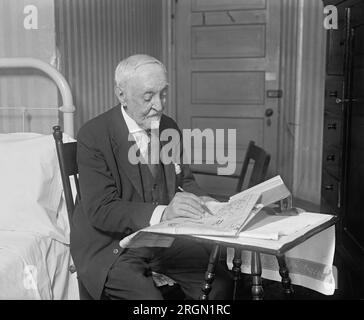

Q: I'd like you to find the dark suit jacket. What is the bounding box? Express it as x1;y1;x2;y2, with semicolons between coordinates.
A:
72;105;207;299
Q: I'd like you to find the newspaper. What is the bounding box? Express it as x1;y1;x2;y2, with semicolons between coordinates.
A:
143;175;291;237
144;192;261;236
230;175;291;206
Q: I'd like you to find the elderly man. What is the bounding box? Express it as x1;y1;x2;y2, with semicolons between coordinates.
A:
72;54;232;300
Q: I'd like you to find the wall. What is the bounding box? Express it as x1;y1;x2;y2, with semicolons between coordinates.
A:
279;0;327;205
0;0;58;133
0;0;325;204
55;0;164;134
293;0;327;204
278;0;300;191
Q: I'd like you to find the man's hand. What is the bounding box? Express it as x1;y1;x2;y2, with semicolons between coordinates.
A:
161;192;207;221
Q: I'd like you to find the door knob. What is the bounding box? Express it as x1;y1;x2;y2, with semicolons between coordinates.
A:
265;108;274;117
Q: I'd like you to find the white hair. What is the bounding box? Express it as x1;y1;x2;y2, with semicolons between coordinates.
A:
114;54;166;89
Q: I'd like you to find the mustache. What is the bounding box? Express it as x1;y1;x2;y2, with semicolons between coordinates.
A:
146;111;162;118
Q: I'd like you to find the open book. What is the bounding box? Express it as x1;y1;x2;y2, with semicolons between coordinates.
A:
143;175;292;237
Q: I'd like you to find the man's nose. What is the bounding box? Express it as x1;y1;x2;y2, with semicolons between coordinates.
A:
152;96;164;112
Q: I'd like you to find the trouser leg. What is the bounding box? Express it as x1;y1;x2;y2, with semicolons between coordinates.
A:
102;247;163;300
102;238;233;300
151;238;233;300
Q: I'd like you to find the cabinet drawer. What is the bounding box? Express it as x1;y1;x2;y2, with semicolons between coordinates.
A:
326;5;346;76
325;77;344;117
323;117;342;147
322;147;341;178
321;171;341;210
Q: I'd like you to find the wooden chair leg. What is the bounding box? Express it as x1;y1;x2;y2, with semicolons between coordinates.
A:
276;255;294;298
200;244;220;300
251;251;264;300
232;248;242;300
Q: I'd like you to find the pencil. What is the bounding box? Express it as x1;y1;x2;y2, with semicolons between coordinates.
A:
177;186;214;216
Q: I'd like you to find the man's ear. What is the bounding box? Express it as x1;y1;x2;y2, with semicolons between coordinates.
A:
114;86;126;105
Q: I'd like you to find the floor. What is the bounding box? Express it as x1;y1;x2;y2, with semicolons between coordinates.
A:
235;275;339;300
163;245;363;300
233;246;363;300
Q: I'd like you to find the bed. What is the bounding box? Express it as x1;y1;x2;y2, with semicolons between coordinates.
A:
0;230;78;299
0;58;79;299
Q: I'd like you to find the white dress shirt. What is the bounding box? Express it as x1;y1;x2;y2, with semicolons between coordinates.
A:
121;105;166;225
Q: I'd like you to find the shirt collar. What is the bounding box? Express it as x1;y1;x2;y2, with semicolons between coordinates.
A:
120;105;161;134
121;105;144;134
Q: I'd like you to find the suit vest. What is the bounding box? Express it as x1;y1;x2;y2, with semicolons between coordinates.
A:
138;163;170;206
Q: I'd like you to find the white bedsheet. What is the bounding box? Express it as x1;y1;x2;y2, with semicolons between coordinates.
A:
0;133;79;299
0;230;79;300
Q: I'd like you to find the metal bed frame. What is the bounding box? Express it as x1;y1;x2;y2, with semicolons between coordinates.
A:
0;57;75;137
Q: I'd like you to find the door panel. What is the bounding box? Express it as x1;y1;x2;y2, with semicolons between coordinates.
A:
191;0;266;11
175;0;281;197
191;25;266;58
191;71;265;104
191;10;267;26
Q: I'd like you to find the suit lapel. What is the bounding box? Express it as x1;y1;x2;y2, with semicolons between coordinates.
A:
109;105;144;200
109;107;177;202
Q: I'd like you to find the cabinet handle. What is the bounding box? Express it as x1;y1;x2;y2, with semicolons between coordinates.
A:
329;91;338;97
326;154;336;161
325;184;334;191
327;123;337;130
336;98;358;104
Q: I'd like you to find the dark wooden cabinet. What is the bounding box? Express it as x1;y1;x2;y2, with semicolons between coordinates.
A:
322;1;347;217
322;0;364;278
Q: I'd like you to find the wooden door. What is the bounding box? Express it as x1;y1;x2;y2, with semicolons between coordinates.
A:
175;0;281;197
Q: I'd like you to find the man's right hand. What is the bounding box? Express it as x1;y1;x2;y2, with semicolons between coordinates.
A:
161;191;206;221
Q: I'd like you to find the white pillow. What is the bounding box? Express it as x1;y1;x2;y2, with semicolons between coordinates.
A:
0;133;68;243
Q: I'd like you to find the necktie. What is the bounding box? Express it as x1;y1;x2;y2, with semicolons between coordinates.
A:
146;129;160;178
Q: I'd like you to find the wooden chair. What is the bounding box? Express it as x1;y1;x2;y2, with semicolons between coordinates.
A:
194;142;297;300
53;125;94;300
192;141;283;300
226;141;272;299
52;125;181;300
192;141;271;202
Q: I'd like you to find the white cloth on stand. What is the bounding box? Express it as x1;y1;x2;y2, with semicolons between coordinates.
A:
227;226;337;295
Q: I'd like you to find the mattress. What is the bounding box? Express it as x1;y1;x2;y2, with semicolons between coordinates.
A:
0;230;79;299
